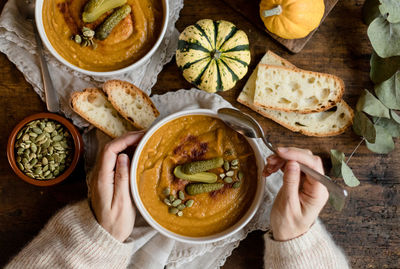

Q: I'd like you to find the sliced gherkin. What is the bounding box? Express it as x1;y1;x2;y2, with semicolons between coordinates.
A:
95;4;131;40
82;0;127;23
185;183;224;195
174;166;217;183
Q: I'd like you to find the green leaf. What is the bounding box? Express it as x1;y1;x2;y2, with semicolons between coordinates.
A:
356;89;390;118
374;117;400;137
353;111;376;143
391;109;400;124
330;149;345;177
379;0;400;23
367;16;400;58
370;51;400;84
366;125;395;153
341;161;360;187
375;72;400;109
363;0;382;25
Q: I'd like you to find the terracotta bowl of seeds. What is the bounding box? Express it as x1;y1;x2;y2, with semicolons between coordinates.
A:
7;113;83;186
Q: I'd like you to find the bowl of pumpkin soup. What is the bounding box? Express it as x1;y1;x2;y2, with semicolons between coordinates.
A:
130;109;265;244
35;0;168;76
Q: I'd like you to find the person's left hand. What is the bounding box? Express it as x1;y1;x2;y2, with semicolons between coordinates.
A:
90;131;144;242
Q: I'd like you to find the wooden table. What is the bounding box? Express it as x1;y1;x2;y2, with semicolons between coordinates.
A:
0;0;399;267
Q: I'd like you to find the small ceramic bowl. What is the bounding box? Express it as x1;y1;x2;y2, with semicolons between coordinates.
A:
130;109;265;244
7;113;83;187
34;0;169;76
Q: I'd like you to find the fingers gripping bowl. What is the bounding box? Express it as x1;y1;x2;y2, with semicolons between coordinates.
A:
35;0;169;76
130;109;265;244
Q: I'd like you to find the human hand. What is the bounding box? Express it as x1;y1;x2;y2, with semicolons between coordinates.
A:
264;147;329;241
90;131;144;242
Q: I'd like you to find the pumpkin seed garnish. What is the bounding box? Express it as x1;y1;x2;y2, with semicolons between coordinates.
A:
231;159;239;166
163;198;171;206
169;194;175;202
219;173;225;179
232;181;241;188
178;190;185;200
226;170;234;177
223;160;230;171
185;199;194;207
177;211;183;217
171;199;182;207
163;187;170;196
168;207;179;215
224;177;233;183
177;204;186;211
238;171;244;180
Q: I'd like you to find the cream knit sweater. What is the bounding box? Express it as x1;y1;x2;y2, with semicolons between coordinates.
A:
6;200;349;269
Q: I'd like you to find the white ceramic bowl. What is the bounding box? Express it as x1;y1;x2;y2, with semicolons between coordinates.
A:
130;109;265;244
35;0;169;76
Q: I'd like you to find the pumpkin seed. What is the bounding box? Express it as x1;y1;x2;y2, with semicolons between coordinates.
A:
34;167;42;175
43;165;49;172
44;126;54;133
178;190;185;200
220;173;225;179
226;171;234;177
232;181;241;188
171;199;182;207
26;172;35;178
74;34;82;44
168;207;179;214
185;199;194;207
36;133;46;142
30;158;38;166
22;134;30;141
177;211;183;217
223;160;230;171
169;194;175;202
231;166;238;170
32;127;43;134
177;204;186;210
238;171;244;180
231;159;239;166
29;132;38;138
53;135;63;142
31;143;37;153
42;157;48;165
163;198;171;206
16;131;23;139
17;162;24;171
224;177;233;183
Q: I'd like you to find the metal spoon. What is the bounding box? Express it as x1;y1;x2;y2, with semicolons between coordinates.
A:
17;0;59;112
217;107;347;211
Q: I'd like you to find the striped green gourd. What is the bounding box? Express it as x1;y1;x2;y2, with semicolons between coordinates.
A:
176;19;251;93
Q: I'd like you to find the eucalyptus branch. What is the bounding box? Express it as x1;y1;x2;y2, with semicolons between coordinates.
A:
346;137;365;165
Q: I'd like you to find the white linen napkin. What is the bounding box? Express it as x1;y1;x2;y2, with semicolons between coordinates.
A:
0;1;283;267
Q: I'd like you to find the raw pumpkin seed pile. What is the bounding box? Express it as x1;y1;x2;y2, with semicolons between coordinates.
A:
14;119;74;180
164;158;244;217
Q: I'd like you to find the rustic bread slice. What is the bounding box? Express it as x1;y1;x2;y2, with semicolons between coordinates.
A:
253;64;344;113
237;51;353;136
71;88;137;138
103;80;159;130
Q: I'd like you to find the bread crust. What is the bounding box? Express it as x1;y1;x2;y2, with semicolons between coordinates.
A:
253;64;345;114
70;88;130;138
103;80;160;129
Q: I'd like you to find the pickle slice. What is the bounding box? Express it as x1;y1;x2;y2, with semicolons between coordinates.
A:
181;157;224;174
185;183;224;196
95;4;131;40
174;166;217;183
82;0;127;23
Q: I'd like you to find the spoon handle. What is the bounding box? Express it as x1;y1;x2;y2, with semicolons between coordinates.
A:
262;137;347;211
33;22;59;113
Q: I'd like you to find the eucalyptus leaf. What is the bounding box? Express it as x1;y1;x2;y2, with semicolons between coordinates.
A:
379;0;400;23
330;149;345;178
370;51;400;84
353;111;376;143
375;72;400;109
341;161;360;187
366;125;395;153
374;117;400;137
363;0;382;25
367;16;400;58
356;89;390;118
391;109;400;124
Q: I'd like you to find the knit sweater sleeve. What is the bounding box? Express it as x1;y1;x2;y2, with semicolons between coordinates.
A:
6;200;134;269
264;221;349;269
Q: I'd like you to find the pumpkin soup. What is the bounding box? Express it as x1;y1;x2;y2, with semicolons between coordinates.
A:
136;115;258;237
42;0;163;71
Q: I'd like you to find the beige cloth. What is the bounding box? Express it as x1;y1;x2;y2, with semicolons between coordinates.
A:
5;200;349;269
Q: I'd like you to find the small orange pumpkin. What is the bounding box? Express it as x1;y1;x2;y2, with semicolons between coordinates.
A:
259;0;325;39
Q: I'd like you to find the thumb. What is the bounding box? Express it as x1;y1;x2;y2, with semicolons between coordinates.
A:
113;153;132;205
282;161;301;201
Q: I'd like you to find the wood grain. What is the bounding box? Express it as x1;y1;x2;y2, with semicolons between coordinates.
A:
0;0;399;268
222;0;339;53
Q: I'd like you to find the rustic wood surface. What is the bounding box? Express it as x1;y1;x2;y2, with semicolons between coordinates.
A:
224;0;339;53
0;0;399;268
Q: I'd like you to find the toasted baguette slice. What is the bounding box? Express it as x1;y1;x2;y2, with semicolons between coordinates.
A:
253;64;344;113
237;51;353;136
103;80;159;129
71;88;136;138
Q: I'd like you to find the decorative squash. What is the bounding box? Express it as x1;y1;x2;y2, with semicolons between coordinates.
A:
176;19;251;93
259;0;325;39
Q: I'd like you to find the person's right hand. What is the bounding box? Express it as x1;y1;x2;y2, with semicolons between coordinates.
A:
264;147;329;241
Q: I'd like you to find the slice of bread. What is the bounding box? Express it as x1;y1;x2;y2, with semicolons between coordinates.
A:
253;64;344;113
103;80;159;129
237;51;353;136
71;88;137;138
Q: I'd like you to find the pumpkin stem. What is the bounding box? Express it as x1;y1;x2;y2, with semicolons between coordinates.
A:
262;5;282;17
211;49;221;60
